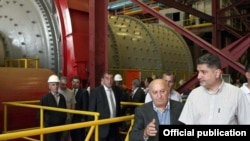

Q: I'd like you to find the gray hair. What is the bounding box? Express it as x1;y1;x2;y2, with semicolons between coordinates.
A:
132;79;141;87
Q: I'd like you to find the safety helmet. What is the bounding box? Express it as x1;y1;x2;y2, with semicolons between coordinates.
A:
48;74;60;83
114;74;123;81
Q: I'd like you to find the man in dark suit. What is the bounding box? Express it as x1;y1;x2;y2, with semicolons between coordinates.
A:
131;78;145;103
70;76;89;141
88;71;122;141
40;74;67;141
129;78;145;115
129;79;184;141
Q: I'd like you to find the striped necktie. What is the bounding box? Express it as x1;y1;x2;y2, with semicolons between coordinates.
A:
107;89;116;117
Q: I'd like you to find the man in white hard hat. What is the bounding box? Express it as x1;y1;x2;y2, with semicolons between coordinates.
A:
114;74;123;87
114;74;130;132
114;74;129;101
40;74;67;141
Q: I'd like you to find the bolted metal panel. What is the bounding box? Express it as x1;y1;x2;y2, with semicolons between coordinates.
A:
108;15;193;80
145;24;193;80
108;24;120;68
0;0;61;73
108;15;161;71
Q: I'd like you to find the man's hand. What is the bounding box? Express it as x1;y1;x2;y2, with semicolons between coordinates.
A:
144;118;157;138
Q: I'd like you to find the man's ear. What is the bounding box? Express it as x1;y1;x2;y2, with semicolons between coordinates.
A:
215;69;222;79
245;72;250;79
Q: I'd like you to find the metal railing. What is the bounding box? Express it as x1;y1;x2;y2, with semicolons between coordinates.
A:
4;58;40;68
1;100;143;141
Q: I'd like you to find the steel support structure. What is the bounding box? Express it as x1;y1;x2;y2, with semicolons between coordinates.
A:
56;0;108;88
54;0;75;79
131;0;250;93
156;0;214;22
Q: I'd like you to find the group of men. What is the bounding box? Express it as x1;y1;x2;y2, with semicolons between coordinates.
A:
122;71;183;104
40;53;250;141
129;53;250;141
144;71;183;103
40;76;89;141
41;71;128;141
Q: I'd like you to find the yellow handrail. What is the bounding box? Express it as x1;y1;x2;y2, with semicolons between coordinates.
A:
0;115;135;141
3;101;100;141
2;100;141;141
121;101;144;106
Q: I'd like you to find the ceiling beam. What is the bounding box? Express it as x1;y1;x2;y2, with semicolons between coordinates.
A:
156;0;214;22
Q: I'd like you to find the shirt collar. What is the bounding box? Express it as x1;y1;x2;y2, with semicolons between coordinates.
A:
242;83;250;93
51;92;58;96
103;85;111;91
133;88;138;93
153;101;170;112
204;80;224;95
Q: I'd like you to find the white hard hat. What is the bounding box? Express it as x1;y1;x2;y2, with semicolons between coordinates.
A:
114;74;123;81
48;74;60;83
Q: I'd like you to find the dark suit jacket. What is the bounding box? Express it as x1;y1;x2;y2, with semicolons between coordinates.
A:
129;100;184;141
88;85;121;138
129;87;145;114
131;87;145;103
40;92;67;126
72;88;89;123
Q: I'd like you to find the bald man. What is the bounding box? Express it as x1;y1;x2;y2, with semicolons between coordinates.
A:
129;79;184;141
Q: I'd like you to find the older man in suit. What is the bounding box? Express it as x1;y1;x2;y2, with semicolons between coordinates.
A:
128;79;145;115
131;78;145;103
40;74;67;141
129;79;184;141
88;71;122;141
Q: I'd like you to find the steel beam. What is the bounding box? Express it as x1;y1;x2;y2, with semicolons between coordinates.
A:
89;0;108;87
131;0;245;73
156;0;214;22
212;0;221;48
221;33;250;61
179;33;250;93
131;0;249;93
219;24;242;38
218;13;250;19
225;0;250;31
217;0;247;14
